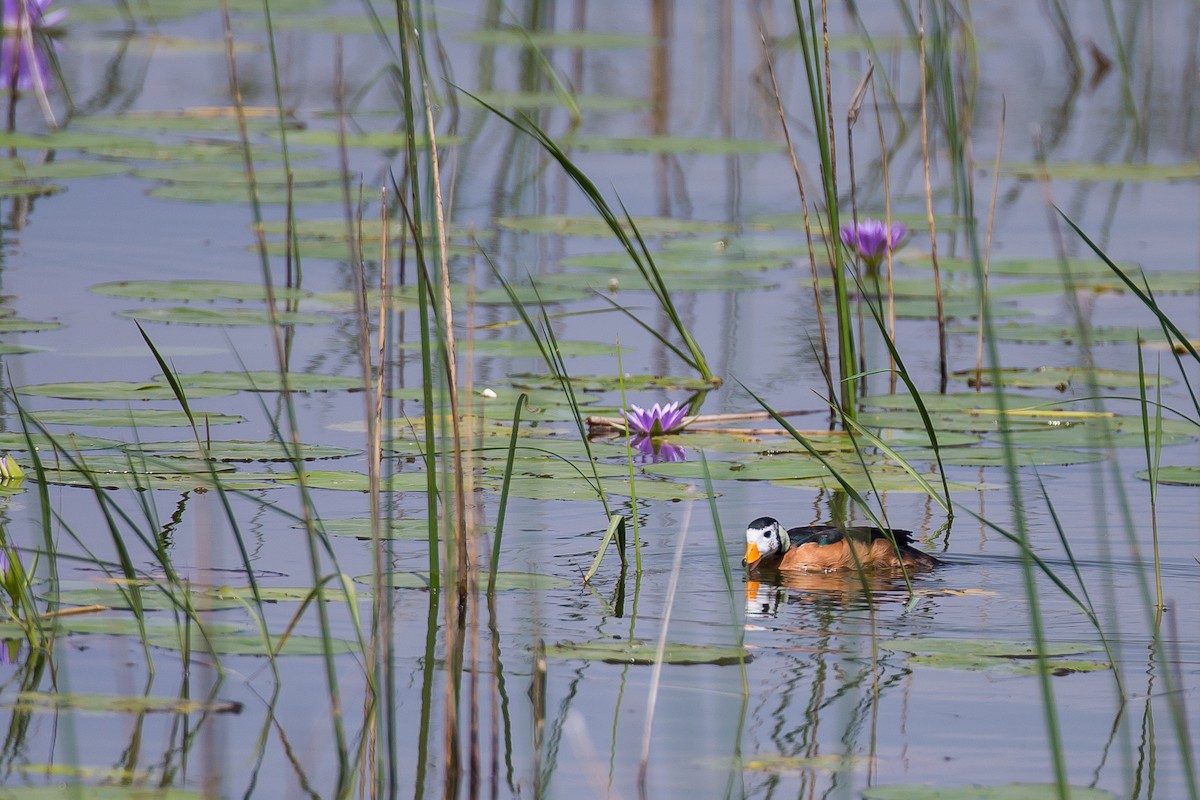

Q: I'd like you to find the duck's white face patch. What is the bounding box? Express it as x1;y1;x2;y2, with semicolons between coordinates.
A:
744;517;786;566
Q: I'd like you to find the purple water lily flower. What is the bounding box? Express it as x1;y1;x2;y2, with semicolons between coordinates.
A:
631;434;687;464
622;401;689;437
839;218;906;269
3;0;67;30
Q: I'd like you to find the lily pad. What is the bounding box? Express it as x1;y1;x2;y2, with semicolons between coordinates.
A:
1135;466;1200;485
777;468;991;493
566;135;780;155
880;637;1109;675
135;165;341;186
952;367;1174;390
864;784;1114;800
15;381;234;401
29;409;245;427
893;447;1105;467
495;215;737;237
0;341;48;354
497;475;704;502
907;255;1126;277
123;440;361;462
92;280;310;302
510;372;713;392
0;317;60;333
861;392;1050;413
642;458;830;481
50;586;243;612
0;432;123;451
949;323;1145;344
269;470;431;492
148;630;359;656
12;692;241;715
118;307;334;326
467;90;647;112
204;586;353;602
1003;160;1200;181
148;182;349;204
354;571;571;590
295;518;434;540
544;639;750;665
166;370;362;392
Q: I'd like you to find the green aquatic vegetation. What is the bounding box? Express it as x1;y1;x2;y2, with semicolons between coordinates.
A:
544;640;751;666
1134;466;1200;485
354;571;570;590
118;307;334;326
494;214;737;237
164;370;362;392
15;381;235;401
27;409;245;427
953;366;1176;390
92;280;312;302
123;439;360;462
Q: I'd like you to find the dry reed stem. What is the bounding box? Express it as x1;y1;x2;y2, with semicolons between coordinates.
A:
917;0;948;392
869;76;898;392
846;66;873;390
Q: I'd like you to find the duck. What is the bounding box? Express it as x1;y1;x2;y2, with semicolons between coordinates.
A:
743;516;941;573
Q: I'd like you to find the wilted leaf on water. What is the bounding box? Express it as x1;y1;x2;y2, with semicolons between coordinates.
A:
545;639;750;665
15;381;234;401
354;571;571;590
118;307;334;326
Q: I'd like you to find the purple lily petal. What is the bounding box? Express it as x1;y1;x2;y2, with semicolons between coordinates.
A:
621;401;689;436
3;0;65;30
838;218;907;268
631;434;687;464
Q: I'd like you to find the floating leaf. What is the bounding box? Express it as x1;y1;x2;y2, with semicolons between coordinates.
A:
862;392;1050;412
893;447;1104;467
135;165;341;185
13;692;241;714
12;161;129;180
642;458;830;481
295;518;434;540
566;135;781;155
740;754;870;772
777;469;992;493
148;630;358;656
864;784;1115;800
0;782;207;798
81;108;298;133
270;470;431;492
497;475;703;502
510;372;713;392
123;439;360;462
880;637;1108;675
92;280;310;302
907;255;1126;277
544;640;751;665
16;381;234;401
495;214;737;236
204;586;353;602
949;323;1145;344
1003;160;1200;181
1135;466;1200;485
457;28;654;48
471;338;626;359
29;409;245;427
355;571;571;590
952;367;1174;390
1004;423;1197;449
50;587;243;612
0;432;123;451
166;370;362;392
0;341;48;354
149;182;348;204
0;317;60;333
118;307;334;326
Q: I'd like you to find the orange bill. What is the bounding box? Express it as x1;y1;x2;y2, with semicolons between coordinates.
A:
743;542;761;566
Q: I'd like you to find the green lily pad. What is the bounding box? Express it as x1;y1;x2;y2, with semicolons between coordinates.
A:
1135;466;1200;485
29;409;245;427
642;458;830;481
33;469;258;491
458;28;654;48
0;781;207;798
27;454;230;475
740;754;870;772
952;367;1174;390
204;585;353;602
907;255;1127;277
118;307;334;326
13;161;130;180
54;617;245;636
880;637;1109;675
566;135;780;155
92;280;310;302
270;470;431;492
0;432;123;451
544;639;750;665
280;131;457;150
296;518;434;540
81;108;298;133
355;571;571;590
497;475;704;502
0;341;48;354
1003;422;1197;449
148;182;350;204
510;372;713;392
0;317;60;333
123;440;361;462
1003;160;1200;181
495;215;737;237
776;468;991;493
148;630;358;656
13;692;241;714
166;370;362;392
135;165;341;185
893;447;1105;467
861;392;1051;412
470;338;625;359
15;381;234;401
864;784;1114;800
49;586;243;612
485;458;630;480
950;323;1145;344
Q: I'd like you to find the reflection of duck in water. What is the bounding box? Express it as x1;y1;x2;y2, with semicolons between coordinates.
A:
743;516;941;573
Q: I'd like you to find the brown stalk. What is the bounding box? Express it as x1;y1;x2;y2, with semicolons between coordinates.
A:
870;76;898;392
917;0;948;392
846;66;873;393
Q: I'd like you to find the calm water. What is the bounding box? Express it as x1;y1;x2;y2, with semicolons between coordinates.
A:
0;1;1197;798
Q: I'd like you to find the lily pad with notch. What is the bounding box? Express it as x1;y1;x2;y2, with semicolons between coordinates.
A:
544;639;750;665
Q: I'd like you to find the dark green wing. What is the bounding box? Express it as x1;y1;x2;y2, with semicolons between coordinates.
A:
786;525;915;548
